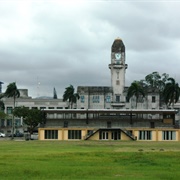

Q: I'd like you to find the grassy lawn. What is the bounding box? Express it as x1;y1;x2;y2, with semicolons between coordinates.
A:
0;140;180;179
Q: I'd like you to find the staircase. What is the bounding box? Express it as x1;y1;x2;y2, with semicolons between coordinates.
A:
121;128;137;141
84;129;99;140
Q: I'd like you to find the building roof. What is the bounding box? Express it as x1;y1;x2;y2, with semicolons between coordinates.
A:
43;108;178;115
77;86;112;94
112;38;125;53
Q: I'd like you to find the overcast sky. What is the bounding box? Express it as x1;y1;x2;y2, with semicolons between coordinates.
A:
1;0;180;98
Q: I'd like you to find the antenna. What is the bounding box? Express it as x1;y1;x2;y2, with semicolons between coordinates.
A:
37;77;40;97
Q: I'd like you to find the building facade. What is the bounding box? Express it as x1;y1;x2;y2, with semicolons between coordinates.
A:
1;38;180;141
0;89;68;135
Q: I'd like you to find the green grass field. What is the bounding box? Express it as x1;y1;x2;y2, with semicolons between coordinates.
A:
0;140;180;180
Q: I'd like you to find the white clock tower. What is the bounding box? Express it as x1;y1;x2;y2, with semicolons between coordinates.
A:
109;38;128;108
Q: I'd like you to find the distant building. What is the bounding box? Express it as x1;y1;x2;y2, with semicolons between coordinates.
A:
1;38;180;141
0;89;68;135
38;38;180;141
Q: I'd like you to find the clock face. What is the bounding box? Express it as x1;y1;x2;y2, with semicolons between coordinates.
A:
115;53;121;60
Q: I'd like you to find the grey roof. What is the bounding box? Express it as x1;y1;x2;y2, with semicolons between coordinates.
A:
43;108;178;115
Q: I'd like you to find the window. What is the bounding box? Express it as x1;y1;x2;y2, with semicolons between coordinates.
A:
106;96;111;103
7;119;12;126
111;131;120;140
1;119;5;127
87;130;93;136
138;95;144;103
48;107;54;109
116;80;120;85
116;60;120;65
57;107;63;109
68;130;81;139
92;96;100;103
99;131;109;140
117;72;119;79
139;131;152;140
80;96;85;103
7;107;13;114
152;96;156;103
40;107;46;110
150;122;155;128
116;95;120;103
107;121;111;128
15;119;21;127
45;130;58;139
162;131;176;140
163;114;171;118
64;121;68;128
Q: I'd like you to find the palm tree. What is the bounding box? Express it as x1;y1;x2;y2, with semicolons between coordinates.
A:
63;85;80;108
163;78;180;108
127;81;145;108
0;100;5;112
4;82;20;139
0;100;6;119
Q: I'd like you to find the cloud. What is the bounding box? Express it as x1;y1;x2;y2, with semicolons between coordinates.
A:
1;1;180;98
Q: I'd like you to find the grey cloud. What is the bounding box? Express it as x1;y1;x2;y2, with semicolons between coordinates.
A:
1;1;180;97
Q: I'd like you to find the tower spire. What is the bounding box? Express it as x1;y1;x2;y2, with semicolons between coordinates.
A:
109;38;127;108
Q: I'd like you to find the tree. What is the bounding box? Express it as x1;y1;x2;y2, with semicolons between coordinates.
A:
127;81;145;108
63;85;80;108
13;106;45;137
4;82;20;139
145;72;161;89
0;111;6;119
145;72;169;92
0;100;5;111
163;78;180;108
0;100;6;119
0;94;4;99
140;72;169;107
4;82;20;106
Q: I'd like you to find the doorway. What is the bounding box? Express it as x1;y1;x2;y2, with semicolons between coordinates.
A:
99;131;109;140
111;130;120;140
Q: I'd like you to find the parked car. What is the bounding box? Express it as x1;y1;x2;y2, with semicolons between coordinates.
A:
9;133;24;137
0;132;5;137
16;132;24;137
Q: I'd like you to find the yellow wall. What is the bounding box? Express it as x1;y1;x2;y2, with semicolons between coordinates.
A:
82;130;86;140
38;128;180;141
89;131;99;140
38;128;44;140
151;131;156;141
58;130;62;140
63;129;68;140
121;132;132;140
158;130;162;141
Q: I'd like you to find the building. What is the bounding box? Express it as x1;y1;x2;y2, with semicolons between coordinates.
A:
38;108;179;141
38;38;180;141
1;38;180;141
0;89;68;135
